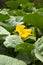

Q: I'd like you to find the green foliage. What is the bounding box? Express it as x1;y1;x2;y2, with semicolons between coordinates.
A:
15;43;34;59
0;14;10;22
4;35;23;48
16;51;31;64
0;0;43;65
5;1;19;9
34;36;43;62
23;13;43;31
5;0;34;12
0;26;10;36
0;55;26;65
15;43;32;51
0;9;23;32
23;36;36;43
34;0;43;8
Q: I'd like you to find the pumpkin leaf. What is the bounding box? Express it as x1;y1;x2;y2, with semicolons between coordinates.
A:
34;36;43;62
4;35;23;48
0;26;10;36
0;55;27;65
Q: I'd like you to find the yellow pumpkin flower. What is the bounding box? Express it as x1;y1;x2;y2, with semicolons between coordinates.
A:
19;29;32;38
14;24;32;38
15;24;25;33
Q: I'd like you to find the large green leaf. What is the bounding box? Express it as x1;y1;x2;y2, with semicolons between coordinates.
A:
23;13;43;31
5;1;19;9
16;51;31;64
0;13;10;22
0;55;26;65
15;43;34;60
4;35;23;48
34;36;43;62
0;26;10;36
